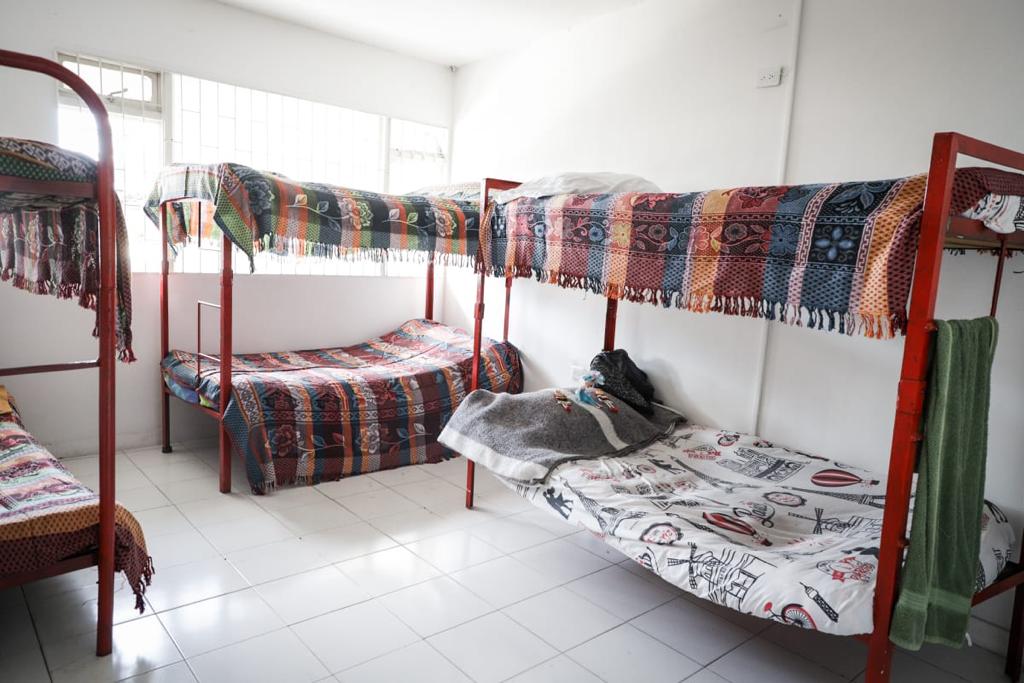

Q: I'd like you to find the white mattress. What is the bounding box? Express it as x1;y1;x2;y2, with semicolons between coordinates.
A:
501;425;1015;636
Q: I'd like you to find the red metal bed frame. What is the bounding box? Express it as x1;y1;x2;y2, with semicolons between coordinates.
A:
464;134;1024;682
158;216;443;493
0;50;119;657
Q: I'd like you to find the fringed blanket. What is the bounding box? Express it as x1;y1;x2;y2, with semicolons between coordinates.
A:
0;138;135;361
144;164;480;272
161;319;523;493
0;392;152;609
482;168;1024;338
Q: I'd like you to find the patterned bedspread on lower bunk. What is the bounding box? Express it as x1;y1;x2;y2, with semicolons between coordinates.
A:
0;394;152;608
162;319;523;492
500;425;1014;636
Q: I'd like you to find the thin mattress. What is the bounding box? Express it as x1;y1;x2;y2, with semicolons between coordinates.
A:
0;388;152;608
162;318;523;492
500;424;1014;636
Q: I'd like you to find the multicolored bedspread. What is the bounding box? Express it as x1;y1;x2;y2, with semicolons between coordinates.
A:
0;138;135;360
483;168;1024;338
162;319;522;492
144;164;480;272
0;390;152;608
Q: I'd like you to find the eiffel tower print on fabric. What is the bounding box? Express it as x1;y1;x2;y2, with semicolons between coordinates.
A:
785;486;886;509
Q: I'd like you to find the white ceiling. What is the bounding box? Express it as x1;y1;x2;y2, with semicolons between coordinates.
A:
216;0;643;66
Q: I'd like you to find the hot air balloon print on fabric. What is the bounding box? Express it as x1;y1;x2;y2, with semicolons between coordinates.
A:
811;468;880;488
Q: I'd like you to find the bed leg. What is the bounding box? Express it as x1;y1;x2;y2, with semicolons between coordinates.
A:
219;424;231;494
161;389;172;453
1006;583;1024;681
95;565;113;655
864;631;893;683
465;460;475;509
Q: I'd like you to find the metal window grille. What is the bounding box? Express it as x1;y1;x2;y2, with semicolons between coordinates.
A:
57;53;451;276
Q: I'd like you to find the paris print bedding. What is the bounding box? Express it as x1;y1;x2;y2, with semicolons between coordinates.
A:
500;425;1015;635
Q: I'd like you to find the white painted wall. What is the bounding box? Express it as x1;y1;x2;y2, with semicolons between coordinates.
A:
448;0;800;435
0;0;451;452
447;0;1024;648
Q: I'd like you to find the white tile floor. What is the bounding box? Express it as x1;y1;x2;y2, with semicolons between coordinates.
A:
0;440;1015;682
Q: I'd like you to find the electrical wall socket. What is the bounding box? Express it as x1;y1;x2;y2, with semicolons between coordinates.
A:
756;66;783;88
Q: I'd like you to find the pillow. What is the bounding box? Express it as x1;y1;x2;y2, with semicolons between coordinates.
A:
493;172;661;204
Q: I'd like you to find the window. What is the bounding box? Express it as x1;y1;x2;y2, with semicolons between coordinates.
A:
57;53;450;275
57;54;164;273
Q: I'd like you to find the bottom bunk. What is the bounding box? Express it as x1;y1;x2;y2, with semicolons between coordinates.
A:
0;389;152;606
459;420;1014;637
162;318;523;493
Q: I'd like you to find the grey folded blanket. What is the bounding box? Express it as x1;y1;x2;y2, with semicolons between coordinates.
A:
438;387;684;483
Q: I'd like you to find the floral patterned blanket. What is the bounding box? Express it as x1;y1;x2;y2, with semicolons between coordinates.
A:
144;164;479;272
482;168;1024;338
0;138;134;360
162;319;522;492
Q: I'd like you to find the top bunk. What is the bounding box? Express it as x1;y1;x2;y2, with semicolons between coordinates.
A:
0;51;134;361
479;150;1024;339
144;163;481;273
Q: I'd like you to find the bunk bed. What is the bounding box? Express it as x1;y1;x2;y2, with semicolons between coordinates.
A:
453;133;1024;683
0;49;151;657
144;164;522;493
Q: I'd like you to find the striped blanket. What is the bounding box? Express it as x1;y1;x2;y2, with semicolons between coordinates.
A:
482;168;1024;338
144;164;480;272
0;391;152;608
161;319;523;493
0;138;134;360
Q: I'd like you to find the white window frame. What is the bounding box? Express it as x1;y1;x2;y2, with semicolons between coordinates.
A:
57;52;451;277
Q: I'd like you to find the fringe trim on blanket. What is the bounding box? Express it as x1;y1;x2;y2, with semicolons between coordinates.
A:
245;235;479;272
481;264;909;339
1;270;136;361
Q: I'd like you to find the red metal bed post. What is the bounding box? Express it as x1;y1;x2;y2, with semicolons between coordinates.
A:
218;235;233;493
425;255;435;320
93;80;117;664
603;298;618;351
466;267;486;508
0;48;118;658
160;204;172;453
503;275;512;342
466;178;522;508
865;133;959;683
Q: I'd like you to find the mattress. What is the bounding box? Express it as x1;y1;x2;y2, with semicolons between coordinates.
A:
0;390;152;608
501;424;1014;636
162;318;523;492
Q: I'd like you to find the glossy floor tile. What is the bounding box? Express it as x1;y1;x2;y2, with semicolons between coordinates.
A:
5;453;1014;682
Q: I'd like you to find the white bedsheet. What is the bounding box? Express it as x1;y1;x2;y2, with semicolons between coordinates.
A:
500;425;1015;636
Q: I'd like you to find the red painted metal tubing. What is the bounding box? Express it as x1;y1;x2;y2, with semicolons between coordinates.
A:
0;48;120;658
219;234;234;494
425;259;435;320
503;275;512;342
464;177;521;509
160;205;172;453
603;298;618;351
0;360;99;377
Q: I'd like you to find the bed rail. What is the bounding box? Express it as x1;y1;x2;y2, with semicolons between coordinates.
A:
0;48;118;658
868;131;1024;683
467;133;1024;683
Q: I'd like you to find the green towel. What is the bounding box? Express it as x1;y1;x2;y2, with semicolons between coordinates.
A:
890;317;998;650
